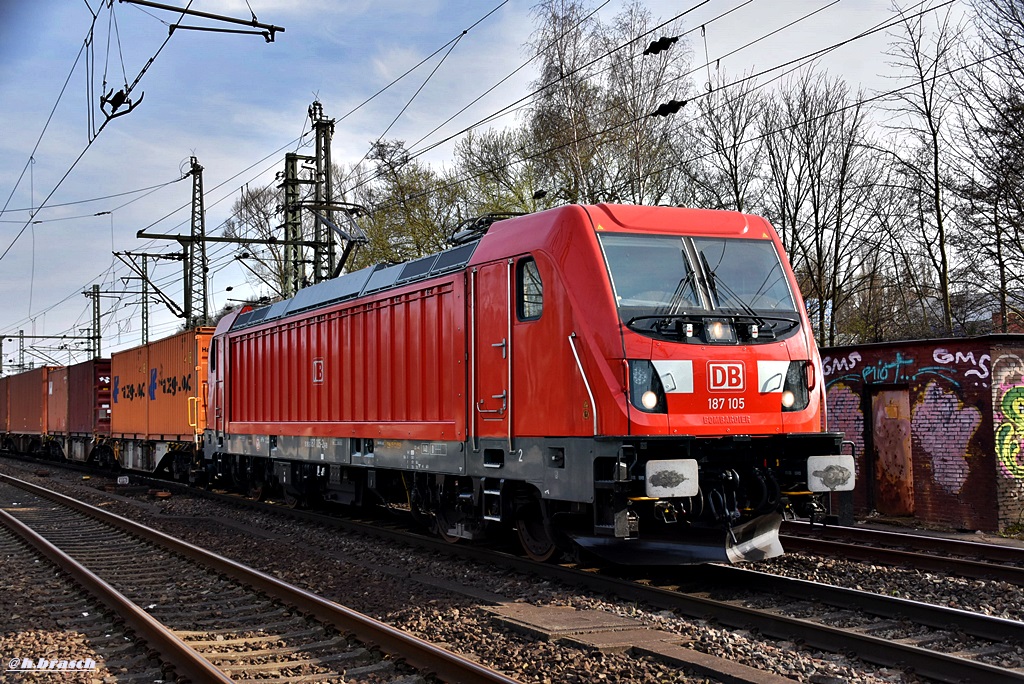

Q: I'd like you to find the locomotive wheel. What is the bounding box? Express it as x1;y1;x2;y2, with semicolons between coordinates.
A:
434;503;463;544
516;501;557;562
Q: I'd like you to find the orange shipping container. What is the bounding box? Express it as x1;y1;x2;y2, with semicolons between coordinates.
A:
8;367;55;434
111;328;213;441
47;366;69;434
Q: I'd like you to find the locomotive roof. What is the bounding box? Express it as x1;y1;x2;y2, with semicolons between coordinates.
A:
227;203;777;333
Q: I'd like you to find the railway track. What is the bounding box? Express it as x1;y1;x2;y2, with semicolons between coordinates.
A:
8;455;1024;682
781;519;1024;585
127;473;1024;682
0;472;521;684
224;494;1024;682
0;522;169;681
438;550;1024;683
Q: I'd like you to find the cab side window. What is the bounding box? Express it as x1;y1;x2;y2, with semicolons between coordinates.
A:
517;257;543;320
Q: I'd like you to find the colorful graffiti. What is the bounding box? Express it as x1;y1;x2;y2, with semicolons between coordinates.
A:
992;354;1024;480
824;340;1020;531
823;348;981;389
912;381;979;495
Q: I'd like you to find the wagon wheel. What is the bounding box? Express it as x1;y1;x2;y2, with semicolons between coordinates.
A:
106;453;122;473
46;441;65;462
283;490;304;509
247;480;266;501
516;500;557;562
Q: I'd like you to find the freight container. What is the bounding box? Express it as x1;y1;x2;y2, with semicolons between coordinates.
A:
47;366;69;435
59;359;113;463
8;367;55;435
68;358;111;436
0;375;8;435
111;328;213;441
112;343;148;438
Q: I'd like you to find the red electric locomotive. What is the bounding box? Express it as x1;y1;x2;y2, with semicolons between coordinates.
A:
203;204;854;564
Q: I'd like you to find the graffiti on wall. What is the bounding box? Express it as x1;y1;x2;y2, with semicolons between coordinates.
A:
824;345;991;502
824;349;991;389
992;354;1024;480
911;381;980;495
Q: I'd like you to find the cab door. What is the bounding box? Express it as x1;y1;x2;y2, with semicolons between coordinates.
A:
472;260;512;443
210;337;225;435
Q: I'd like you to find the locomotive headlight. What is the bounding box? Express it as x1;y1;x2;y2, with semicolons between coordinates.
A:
782;361;810;412
704;319;736;343
629;360;667;414
641;390;660;410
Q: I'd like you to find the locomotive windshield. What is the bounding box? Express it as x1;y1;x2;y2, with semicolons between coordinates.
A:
598;233;798;341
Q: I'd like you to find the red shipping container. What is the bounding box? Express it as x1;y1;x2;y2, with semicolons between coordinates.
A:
8;367;55;435
47;366;69;434
68;359;111;436
111;329;212;440
0;376;8;434
0;374;7;432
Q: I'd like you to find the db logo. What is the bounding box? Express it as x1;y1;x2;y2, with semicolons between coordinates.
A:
708;362;744;391
312;358;325;384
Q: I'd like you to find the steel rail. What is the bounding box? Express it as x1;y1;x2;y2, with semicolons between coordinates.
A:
0;473;522;684
534;564;1024;684
783;519;1024;564
31;461;1023;682
242;496;1022;684
782;533;1024;585
0;507;234;684
707;565;1024;643
6;458;1022;683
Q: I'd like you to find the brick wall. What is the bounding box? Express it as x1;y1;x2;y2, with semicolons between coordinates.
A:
822;337;1024;533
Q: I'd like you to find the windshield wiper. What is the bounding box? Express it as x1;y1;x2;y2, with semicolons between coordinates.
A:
699;251;768;327
699;252;720;304
663;267;698;315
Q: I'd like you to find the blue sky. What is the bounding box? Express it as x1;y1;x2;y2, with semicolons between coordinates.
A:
0;0;926;368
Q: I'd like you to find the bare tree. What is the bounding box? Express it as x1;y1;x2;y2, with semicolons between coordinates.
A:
952;0;1024;331
457;0;693;209
758;70;882;345
690;71;765;213
880;2;967;335
223;184;291;298
527;0;607;204
601;2;693;205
